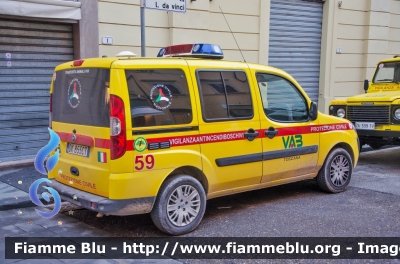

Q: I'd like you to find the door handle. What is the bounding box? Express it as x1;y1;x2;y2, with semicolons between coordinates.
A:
244;128;259;141
265;127;279;139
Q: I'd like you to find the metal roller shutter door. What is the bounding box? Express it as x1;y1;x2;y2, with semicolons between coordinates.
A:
0;19;74;162
269;0;323;102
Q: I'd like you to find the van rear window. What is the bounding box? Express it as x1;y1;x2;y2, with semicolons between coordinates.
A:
125;69;193;127
52;68;110;127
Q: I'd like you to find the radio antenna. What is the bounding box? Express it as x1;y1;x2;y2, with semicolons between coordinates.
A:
167;12;172;56
219;6;246;62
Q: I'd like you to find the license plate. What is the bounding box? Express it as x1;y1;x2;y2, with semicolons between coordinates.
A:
355;122;375;130
66;143;90;157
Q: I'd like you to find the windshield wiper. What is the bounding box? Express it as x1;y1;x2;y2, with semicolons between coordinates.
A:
376;79;394;82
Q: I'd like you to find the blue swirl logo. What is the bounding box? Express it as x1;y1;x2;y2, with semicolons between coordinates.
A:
30;128;62;218
34;128;60;175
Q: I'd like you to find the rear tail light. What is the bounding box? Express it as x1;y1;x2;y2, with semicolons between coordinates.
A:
110;95;126;160
49;94;53;128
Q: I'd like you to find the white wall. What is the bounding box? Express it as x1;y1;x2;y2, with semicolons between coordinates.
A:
98;0;400;113
319;0;400;112
98;0;262;63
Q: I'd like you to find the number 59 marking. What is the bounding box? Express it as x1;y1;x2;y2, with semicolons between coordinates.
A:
135;155;155;171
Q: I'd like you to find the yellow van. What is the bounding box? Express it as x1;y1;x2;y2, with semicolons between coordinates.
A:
47;44;359;235
330;56;400;149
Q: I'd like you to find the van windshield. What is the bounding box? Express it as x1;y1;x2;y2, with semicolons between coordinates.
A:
373;62;400;83
52;68;110;127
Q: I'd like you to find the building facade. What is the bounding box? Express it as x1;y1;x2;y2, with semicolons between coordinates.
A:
0;0;399;162
97;0;399;111
0;0;98;162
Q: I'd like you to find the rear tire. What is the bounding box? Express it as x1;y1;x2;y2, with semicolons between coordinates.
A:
150;175;206;236
317;148;353;193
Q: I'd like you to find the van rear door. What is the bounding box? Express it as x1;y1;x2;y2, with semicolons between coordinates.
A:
50;67;111;197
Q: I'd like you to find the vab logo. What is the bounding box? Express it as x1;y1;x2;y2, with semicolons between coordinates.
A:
282;135;303;149
30;128;62;218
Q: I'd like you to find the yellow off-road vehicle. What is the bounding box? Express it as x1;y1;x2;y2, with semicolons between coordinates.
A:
330;56;400;149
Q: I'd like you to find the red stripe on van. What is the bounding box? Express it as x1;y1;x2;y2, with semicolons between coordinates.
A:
95;138;110;149
126;140;134;151
264;123;353;137
77;138;129;150
145;131;246;147
57;132;94;147
91;122;353;151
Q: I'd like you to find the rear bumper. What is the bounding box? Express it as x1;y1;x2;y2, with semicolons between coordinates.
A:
45;180;155;216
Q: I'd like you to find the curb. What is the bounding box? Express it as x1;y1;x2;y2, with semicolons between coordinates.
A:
0;200;37;211
0;200;80;213
360;146;400;154
0;158;34;171
0;196;57;211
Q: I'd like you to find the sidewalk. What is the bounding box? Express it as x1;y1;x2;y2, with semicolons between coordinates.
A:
1;206;179;263
0;167;179;264
0;169;118;263
0;169;41;211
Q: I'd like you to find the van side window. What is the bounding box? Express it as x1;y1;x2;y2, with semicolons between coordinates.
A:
125;69;192;127
197;71;253;121
256;73;308;122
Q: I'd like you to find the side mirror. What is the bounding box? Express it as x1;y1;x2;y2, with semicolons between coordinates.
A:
364;79;369;93
309;101;318;121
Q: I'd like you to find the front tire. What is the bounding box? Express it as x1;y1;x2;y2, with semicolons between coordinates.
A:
151;175;206;235
316;148;353;193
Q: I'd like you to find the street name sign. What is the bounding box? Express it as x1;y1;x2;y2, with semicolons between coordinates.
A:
145;0;186;13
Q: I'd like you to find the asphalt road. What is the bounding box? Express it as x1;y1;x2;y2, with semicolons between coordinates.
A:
58;147;400;238
1;146;400;263
1;146;400;237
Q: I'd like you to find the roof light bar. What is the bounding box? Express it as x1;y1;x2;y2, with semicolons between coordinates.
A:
157;44;224;59
73;59;84;67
